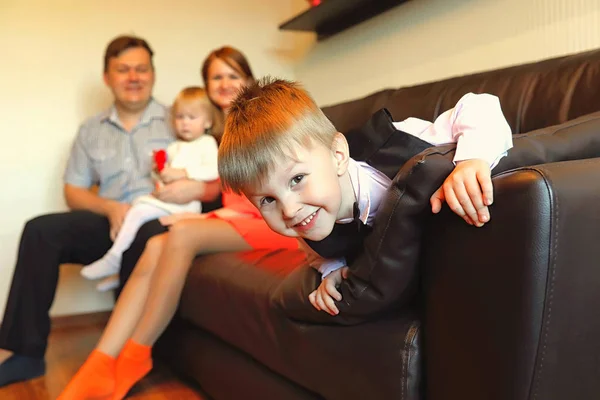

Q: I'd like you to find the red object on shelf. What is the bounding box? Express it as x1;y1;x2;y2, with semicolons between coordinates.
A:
153;149;167;172
308;0;321;6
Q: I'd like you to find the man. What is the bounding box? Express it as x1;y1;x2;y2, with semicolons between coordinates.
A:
0;35;219;387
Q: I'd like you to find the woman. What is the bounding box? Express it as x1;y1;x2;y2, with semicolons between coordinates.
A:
58;47;298;400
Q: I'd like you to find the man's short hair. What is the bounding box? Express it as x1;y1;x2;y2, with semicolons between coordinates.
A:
104;35;154;72
218;77;336;194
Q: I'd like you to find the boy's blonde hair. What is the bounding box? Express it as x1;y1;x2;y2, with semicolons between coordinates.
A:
171;86;216;135
219;77;337;194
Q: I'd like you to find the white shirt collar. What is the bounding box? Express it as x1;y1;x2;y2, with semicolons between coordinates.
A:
337;158;370;224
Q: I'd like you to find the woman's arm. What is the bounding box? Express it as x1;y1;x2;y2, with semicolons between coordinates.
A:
153;179;221;204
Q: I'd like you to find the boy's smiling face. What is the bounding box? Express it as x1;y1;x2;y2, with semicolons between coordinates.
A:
245;134;354;241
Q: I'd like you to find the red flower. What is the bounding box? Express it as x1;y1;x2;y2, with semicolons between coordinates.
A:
153;150;167;172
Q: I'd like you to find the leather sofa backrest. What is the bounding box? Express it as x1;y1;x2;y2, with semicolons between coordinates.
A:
322;48;600;136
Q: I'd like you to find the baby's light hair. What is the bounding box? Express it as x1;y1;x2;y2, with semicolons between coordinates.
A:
219;77;337;194
171;86;216;136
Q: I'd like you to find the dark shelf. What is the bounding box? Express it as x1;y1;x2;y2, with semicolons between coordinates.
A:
279;0;408;41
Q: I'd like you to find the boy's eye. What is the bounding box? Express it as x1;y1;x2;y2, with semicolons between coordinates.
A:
260;197;275;206
290;175;304;186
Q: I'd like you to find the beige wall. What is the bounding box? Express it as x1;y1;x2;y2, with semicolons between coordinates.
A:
293;0;600;106
0;0;306;318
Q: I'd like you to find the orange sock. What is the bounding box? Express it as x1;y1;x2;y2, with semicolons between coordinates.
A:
111;339;153;400
58;349;116;400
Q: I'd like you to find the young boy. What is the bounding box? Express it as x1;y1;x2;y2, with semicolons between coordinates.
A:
218;78;513;316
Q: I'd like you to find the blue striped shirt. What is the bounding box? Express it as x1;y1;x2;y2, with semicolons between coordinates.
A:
63;98;175;203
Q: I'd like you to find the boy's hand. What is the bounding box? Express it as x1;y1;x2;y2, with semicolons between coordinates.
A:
160;167;187;184
430;159;493;227
308;266;349;316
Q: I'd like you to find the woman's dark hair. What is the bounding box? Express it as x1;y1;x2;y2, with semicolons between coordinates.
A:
201;46;254;89
201;46;255;139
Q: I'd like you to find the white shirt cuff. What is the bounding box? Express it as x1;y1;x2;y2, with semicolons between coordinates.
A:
312;257;347;279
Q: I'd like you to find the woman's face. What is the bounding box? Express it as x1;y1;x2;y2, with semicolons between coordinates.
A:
206;58;249;112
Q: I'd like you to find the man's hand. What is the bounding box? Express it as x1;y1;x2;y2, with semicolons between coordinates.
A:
430;159;493;227
159;167;187;184
104;201;131;241
308;266;349;316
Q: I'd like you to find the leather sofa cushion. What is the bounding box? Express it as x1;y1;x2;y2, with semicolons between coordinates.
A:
322;48;600;136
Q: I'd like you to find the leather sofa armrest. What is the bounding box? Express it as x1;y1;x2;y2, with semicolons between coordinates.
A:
422;158;600;400
269;265;331;323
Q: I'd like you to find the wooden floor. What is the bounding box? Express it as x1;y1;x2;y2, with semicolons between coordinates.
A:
0;312;207;400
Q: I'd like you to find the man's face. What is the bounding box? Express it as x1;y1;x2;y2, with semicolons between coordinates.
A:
104;47;154;112
245;141;349;242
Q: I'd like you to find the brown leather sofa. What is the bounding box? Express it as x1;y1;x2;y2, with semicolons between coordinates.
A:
155;48;600;400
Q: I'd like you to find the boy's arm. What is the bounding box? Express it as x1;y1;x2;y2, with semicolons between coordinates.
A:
297;239;346;278
430;159;494;227
313;257;347;279
428;93;513;226
298;240;349;315
395;92;513;166
448;93;513;167
308;267;349;316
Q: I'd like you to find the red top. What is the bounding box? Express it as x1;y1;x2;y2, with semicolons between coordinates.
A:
221;191;262;218
206;190;298;251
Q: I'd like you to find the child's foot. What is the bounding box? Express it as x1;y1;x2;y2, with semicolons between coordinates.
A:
81;254;120;280
112;340;153;400
96;275;120;292
57;350;115;400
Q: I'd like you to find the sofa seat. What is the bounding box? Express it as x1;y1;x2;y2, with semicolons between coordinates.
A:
173;249;421;400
